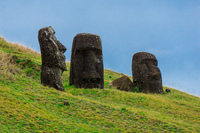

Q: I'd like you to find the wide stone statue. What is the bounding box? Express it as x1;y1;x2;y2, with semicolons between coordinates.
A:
132;52;163;94
70;33;104;89
38;26;67;91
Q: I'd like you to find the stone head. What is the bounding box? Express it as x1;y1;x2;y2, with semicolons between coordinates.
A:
70;33;104;89
132;52;163;93
38;26;67;71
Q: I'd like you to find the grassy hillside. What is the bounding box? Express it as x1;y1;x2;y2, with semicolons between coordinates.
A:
0;36;200;132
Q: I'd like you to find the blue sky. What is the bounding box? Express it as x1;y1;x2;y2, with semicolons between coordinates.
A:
0;0;200;97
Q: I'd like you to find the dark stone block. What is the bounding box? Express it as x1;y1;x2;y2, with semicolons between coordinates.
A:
63;101;70;106
112;76;134;92
38;26;67;91
70;33;104;89
132;52;163;94
166;89;171;93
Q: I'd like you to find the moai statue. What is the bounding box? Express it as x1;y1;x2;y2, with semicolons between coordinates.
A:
38;26;67;91
132;52;163;94
70;33;104;89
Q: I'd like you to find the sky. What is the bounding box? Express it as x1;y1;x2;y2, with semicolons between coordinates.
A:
0;0;200;97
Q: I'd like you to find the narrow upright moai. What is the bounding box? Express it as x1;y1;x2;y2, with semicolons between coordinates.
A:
38;26;67;91
70;33;104;89
132;52;163;94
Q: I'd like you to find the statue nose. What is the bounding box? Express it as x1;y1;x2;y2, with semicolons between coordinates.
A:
84;50;97;72
150;67;161;80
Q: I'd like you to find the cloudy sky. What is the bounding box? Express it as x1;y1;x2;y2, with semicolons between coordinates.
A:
0;0;199;97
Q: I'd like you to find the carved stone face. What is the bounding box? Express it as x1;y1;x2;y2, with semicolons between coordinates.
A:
38;26;67;71
38;26;67;91
132;52;163;94
70;33;104;89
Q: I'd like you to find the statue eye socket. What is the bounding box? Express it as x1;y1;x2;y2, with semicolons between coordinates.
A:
153;61;157;66
75;49;83;54
94;49;101;55
96;51;101;56
141;60;147;64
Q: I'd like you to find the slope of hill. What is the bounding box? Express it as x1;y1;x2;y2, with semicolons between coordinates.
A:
0;36;200;132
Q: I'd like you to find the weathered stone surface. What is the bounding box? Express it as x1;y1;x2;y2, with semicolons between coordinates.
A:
132;52;163;94
166;89;171;93
112;76;134;92
63;101;70;106
70;33;104;89
38;26;67;91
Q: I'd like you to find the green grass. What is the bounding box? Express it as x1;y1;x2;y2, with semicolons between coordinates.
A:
0;36;200;132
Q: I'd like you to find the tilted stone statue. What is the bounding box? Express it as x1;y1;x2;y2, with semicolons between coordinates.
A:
132;52;163;94
112;75;134;92
38;26;67;91
70;33;104;89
